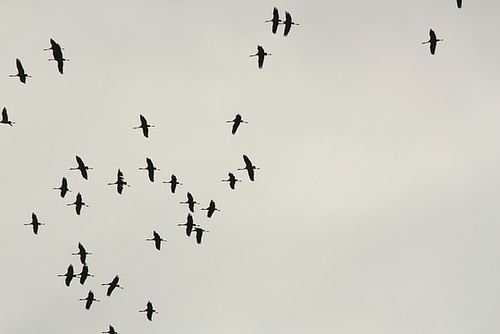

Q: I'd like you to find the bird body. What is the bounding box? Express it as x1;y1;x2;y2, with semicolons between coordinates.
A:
53;177;70;198
10;59;31;83
201;200;220;218
180;192;200;212
457;0;462;8
108;169;129;194
265;7;281;34
78;264;93;285
222;172;241;190
67;192;88;215
281;11;299;36
238;155;259;181
72;242;91;264
146;231;166;250
70;155;92;180
227;114;247;135
25;212;44;235
102;325;118;334
422;29;443;55
58;264;76;287
194;227;209;244
163;174;182;193
80;290;99;310
139;301;157;321
1;107;15;126
139;158;159;182
250;45;271;69
102;275;123;296
178;213;198;237
133;114;154;138
44;39;67;74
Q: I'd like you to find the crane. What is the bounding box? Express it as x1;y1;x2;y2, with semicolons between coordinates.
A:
422;29;443;55
194;227;209;244
1;107;15;126
78;264;94;285
201;200;220;218
250;45;271;69
58;264;76;287
281;11;299;36
163;174;182;193
72;242;91;264
139;301;158;321
133;114;154;138
70;155;92;180
265;7;281;34
227;114;247;135
108;169;129;194
79;290;99;310
238;155;259;181
222;172;241;190
102;275;123;297
53;177;70;198
146;231;167;250
9;58;31;83
102;325;118;334
67;192;88;215
180;192;200;213
139;157;159;182
178;213;198;237
44;38;68;74
24;212;44;235
457;0;462;8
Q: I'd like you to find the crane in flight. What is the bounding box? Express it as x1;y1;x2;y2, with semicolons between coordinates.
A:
281;11;299;36
457;0;462;8
163;174;182;193
139;157;159;182
72;242;91;264
1;107;15;126
53;177;70;198
194;227;209;244
250;45;271;69
146;231;167;250
422;29;443;55
178;213;198;237
70;155;92;180
238;155;259;181
133;114;155;138
227;114;247;135
265;7;281;34
58;264;77;287
44;38;68;74
180;192;200;213
139;301;158;321
9;59;31;83
102;325;118;334
108;169;129;194
102;275;123;297
222;172;241;190
67;193;88;215
80;290;99;310
24;213;44;235
201;200;220;218
78;264;94;285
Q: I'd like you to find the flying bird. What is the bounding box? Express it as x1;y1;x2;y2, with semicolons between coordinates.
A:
422;29;443;55
1;107;15;126
108;169;129;194
102;275;123;297
457;0;462;8
180;192;200;213
227;114;247;135
250;45;271;69
70;155;92;180
78;264;94;285
72;242;91;264
102;325;118;334
24;212;44;235
139;301;158;321
238;155;259;181
222;172;241;190
79;290;99;310
201;200;220;218
265;7;281;34
53;177;70;198
9;59;31;83
58;264;76;287
67;192;88;215
133;114;155;138
163;174;182;193
44;38;68;74
281;11;299;36
139;157;159;182
194;227;209;244
178;213;198;237
146;231;167;250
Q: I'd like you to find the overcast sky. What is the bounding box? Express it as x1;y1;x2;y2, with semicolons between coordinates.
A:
1;1;500;333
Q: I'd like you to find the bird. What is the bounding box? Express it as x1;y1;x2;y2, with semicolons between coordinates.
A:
178;213;198;237
180;192;200;213
79;290;99;310
146;231;167;250
102;325;118;334
44;38;68;74
250;45;271;69
222;172;241;190
133;114;154;138
201;200;220;218
265;7;281;34
102;275;123;297
78;264;94;285
457;0;462;8
1;107;15;126
227;114;247;135
24;212;44;235
238;155;259;181
281;11;299;36
108;169;129;194
9;59;31;83
58;264;76;287
422;29;443;55
53;177;70;198
70;155;92;180
139;301;158;321
67;192;88;215
163;174;182;193
71;242;91;264
139;157;159;182
193;227;209;244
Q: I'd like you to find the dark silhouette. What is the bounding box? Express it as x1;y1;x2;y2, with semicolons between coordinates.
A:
79;290;99;310
102;325;118;334
194;227;209;244
180;192;200;213
265;7;281;34
227;114;247;135
67;192;88;215
422;29;443;55
72;242;91;264
58;264;76;287
25;212;44;235
178;213;198;237
201;200;220;218
238;155;259;181
281;11;299;36
457;0;462;8
139;301;157;321
139;157;159;182
108;169;129;194
9;59;31;83
70;155;92;180
146;231;167;250
44;39;68;74
102;275;123;297
133;114;154;138
222;172;241;190
1;107;15;126
78;264;94;285
250;45;271;69
53;177;70;198
163;174;182;193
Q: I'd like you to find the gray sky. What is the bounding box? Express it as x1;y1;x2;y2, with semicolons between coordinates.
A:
1;1;500;333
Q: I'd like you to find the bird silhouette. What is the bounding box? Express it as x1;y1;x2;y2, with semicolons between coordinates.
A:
108;169;129;194
227;114;247;135
281;11;299;36
178;213;198;237
139;157;159;182
53;177;70;198
422;29;443;55
44;38;68;74
180;192;200;213
9;59;31;83
163;174;182;193
78;264;94;285
1;107;15;126
102;325;118;334
222;172;241;190
24;212;44;235
265;7;281;34
58;264;77;287
67;193;88;215
146;231;167;250
72;242;91;264
201;200;220;218
139;301;158;321
102;275;123;297
457;0;462;8
250;45;271;69
238;155;259;181
194;227;209;244
133;114;155;138
70;155;92;180
79;290;99;310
